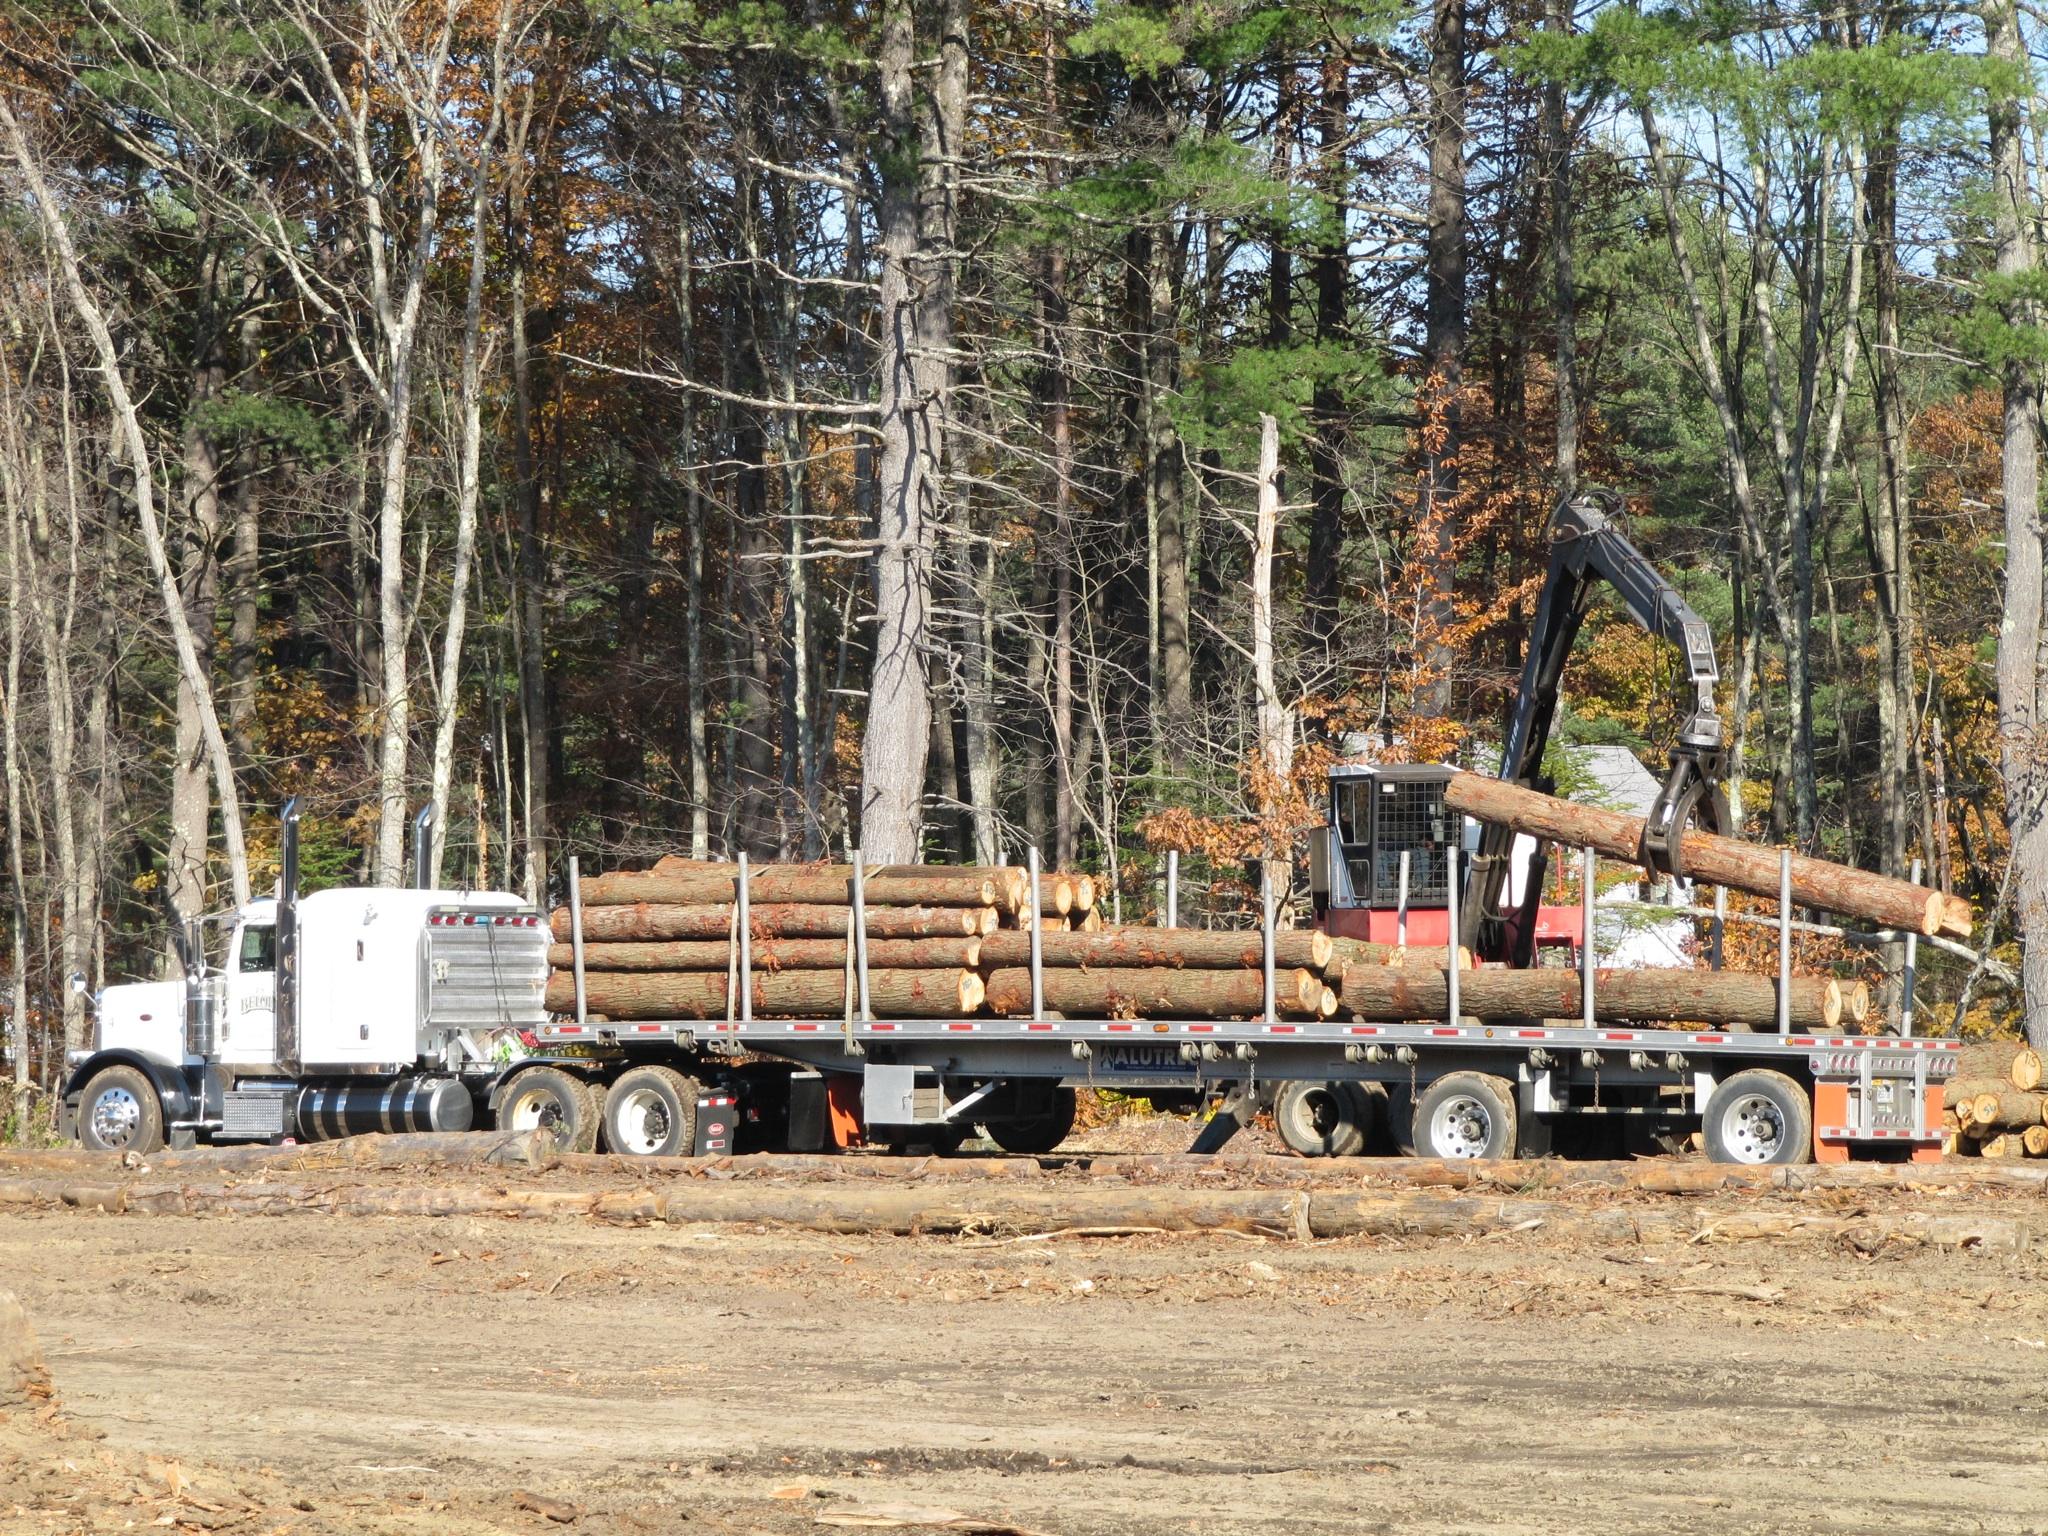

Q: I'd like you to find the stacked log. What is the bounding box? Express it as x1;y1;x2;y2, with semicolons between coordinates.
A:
1337;963;1851;1031
551;860;1011;1022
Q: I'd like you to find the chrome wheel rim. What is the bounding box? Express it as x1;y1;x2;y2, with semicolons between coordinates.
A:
612;1089;674;1156
90;1085;143;1148
1427;1093;1492;1160
1723;1094;1786;1165
506;1090;564;1135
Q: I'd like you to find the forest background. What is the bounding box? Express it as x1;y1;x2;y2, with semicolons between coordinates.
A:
1;0;2045;1118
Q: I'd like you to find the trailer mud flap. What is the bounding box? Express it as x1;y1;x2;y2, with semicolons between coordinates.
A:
695;1093;735;1156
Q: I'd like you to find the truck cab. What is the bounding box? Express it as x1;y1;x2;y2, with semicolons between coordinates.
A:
62;803;550;1153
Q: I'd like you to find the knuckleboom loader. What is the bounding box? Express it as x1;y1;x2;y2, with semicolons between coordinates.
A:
59;799;556;1155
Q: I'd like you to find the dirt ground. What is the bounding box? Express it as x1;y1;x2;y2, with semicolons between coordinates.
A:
6;1150;2048;1536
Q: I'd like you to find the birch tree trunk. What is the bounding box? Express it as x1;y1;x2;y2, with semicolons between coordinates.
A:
1;94;250;907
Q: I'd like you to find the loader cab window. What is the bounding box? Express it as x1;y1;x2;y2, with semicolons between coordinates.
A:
238;924;276;975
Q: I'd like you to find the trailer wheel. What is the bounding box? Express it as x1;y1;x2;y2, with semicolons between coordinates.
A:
601;1067;700;1158
77;1065;164;1155
1384;1084;1418;1157
1273;1081;1374;1157
497;1066;599;1153
984;1086;1077;1155
1413;1073;1517;1161
1704;1069;1812;1166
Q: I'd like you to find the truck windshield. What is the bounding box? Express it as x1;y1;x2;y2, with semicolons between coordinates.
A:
238;924;276;974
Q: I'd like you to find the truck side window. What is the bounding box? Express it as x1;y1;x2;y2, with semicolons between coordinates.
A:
238;924;276;974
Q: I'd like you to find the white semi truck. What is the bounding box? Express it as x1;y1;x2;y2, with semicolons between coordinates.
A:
59;800;576;1154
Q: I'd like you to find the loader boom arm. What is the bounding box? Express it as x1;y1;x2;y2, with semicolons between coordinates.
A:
1461;496;1727;964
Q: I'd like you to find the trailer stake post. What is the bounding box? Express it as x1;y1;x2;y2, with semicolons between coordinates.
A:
1397;851;1411;948
1901;858;1922;1038
851;848;872;1025
1260;859;1277;1026
1776;848;1792;1034
1027;846;1045;1023
1166;850;1179;930
737;852;754;1026
1446;843;1462;1026
568;854;588;1027
1710;883;1727;971
1581;846;1596;1029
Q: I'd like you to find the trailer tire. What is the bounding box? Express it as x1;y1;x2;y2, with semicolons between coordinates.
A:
1704;1069;1812;1166
1413;1073;1517;1161
1273;1081;1374;1158
77;1065;164;1155
984;1086;1077;1155
496;1066;600;1154
601;1067;699;1158
1384;1084;1418;1157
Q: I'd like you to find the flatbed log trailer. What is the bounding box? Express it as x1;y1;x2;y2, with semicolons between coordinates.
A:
55;496;1958;1166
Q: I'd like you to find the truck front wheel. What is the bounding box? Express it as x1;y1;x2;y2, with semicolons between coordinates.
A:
1704;1069;1812;1166
78;1065;164;1155
497;1067;599;1153
602;1067;699;1157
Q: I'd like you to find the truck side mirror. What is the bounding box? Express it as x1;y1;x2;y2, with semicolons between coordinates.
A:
68;970;88;997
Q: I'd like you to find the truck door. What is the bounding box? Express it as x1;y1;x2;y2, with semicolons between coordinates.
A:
221;921;277;1069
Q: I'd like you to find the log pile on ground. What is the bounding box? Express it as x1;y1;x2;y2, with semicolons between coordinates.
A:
1941;1041;2048;1157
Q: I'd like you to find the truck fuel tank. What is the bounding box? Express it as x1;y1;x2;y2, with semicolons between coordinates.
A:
294;1076;476;1141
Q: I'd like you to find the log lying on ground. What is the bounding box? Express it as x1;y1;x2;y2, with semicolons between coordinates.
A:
552;902;995;943
580;867;1008;910
983;966;1323;1019
0;1130;556;1178
1957;1040;2044;1091
978;926;1332;972
1337;962;1844;1030
548;937;982;972
1444;770;1972;939
3;1177;2036;1252
546;967;982;1020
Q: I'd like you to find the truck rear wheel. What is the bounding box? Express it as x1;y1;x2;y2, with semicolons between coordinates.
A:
1412;1072;1517;1161
1704;1069;1812;1166
984;1086;1077;1155
1273;1081;1374;1157
78;1065;164;1155
602;1067;699;1157
497;1067;599;1153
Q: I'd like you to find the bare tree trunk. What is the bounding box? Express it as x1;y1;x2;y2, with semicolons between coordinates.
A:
1544;0;1578;501
170;245;226;922
427;17;511;885
1;375;33;1115
1863;65;1915;879
673;200;711;860
859;0;938;862
1304;48;1350;668
1414;0;1467;718
1251;415;1294;831
508;147;549;903
1985;0;2048;1047
1;95;250;906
